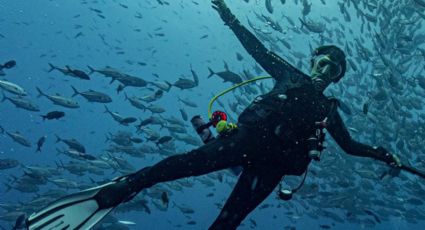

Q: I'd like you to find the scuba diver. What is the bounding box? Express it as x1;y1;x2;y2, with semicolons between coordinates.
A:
26;0;409;229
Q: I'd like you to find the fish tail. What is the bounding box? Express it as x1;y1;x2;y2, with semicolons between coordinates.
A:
55;148;63;155
298;18;305;28
88;177;96;184
87;65;96;74
59;160;66;168
36;146;41;153
103;105;110;114
3;182;12;193
8;174;18;184
35;87;45;98
40;115;46;121
135;125;141;133
105;133;111;143
116;84;125;94
110;163;118;174
207;67;215;78
54;160;64;169
47;63;56;73
54;134;61;143
71;85;79;97
164;81;173;92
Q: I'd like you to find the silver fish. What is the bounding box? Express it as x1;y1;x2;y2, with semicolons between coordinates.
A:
0;79;27;96
36;87;79;108
71;86;112;103
1;92;39;111
6;131;31;147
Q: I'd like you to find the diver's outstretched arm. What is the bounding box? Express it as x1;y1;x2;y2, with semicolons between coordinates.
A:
327;110;401;167
212;0;299;82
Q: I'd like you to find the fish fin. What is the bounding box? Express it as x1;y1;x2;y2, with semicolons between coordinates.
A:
65;65;72;71
124;92;129;101
71;85;79;97
207;67;215;78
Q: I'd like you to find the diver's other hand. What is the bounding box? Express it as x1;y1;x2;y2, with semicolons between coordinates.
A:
212;0;238;26
376;146;402;167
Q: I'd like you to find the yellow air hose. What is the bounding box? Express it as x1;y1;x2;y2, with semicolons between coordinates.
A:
207;76;273;134
207;76;272;119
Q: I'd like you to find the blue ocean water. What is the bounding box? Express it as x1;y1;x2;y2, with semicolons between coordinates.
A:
1;0;425;229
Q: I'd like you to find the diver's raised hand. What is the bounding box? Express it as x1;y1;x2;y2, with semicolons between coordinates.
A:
212;0;238;26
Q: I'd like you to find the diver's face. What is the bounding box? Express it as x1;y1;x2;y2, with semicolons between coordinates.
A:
310;54;342;91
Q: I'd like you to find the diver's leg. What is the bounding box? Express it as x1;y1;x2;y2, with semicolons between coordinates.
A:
129;133;249;192
208;165;283;230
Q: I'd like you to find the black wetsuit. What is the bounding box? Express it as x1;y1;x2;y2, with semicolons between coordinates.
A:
128;15;389;230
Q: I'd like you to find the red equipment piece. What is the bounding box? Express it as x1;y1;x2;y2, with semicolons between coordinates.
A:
210;111;227;127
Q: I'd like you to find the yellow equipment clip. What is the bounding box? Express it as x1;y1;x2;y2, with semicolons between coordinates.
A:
215;120;238;134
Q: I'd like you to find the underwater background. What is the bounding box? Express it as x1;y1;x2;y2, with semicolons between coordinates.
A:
1;0;425;229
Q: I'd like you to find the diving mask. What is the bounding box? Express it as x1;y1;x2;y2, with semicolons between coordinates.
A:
310;54;342;91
